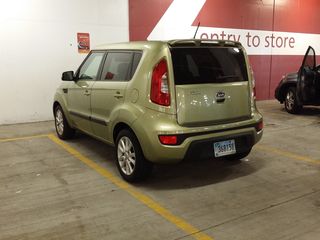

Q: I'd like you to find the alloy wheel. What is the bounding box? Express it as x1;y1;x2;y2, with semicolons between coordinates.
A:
117;136;136;175
55;108;64;136
285;90;294;111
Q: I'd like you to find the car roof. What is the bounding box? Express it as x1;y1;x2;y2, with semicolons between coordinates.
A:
93;39;242;51
94;41;165;51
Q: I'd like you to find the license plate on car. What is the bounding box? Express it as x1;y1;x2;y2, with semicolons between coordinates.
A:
213;139;236;157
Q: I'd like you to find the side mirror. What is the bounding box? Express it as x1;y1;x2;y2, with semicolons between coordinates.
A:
61;71;75;81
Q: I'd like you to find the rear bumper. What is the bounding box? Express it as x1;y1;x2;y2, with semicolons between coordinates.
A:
184;131;255;160
132;109;263;164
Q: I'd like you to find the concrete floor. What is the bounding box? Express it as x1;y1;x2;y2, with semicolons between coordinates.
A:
0;100;320;240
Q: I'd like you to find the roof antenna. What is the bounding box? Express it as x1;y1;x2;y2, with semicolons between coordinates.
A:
193;22;200;39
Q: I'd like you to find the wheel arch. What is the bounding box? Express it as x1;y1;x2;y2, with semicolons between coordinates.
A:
279;82;297;102
113;122;133;144
52;98;74;128
111;103;145;144
112;121;148;159
53;101;60;114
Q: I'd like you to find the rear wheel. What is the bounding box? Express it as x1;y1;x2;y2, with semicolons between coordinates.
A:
284;87;302;114
54;105;75;139
116;129;153;182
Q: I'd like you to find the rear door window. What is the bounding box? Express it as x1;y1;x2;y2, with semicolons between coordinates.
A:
130;52;142;78
170;47;248;85
101;52;133;81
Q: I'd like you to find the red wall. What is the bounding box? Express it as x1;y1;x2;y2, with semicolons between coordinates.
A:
129;0;320;100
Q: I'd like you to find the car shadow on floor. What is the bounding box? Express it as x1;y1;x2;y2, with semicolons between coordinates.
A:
280;106;320;116
139;156;264;190
66;132;265;190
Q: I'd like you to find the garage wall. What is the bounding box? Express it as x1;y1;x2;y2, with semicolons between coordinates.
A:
129;0;320;100
0;0;129;125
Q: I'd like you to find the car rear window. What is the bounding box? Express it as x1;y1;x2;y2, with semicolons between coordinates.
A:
170;47;248;85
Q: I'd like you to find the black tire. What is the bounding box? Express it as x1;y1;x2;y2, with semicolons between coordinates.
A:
284;87;302;114
54;105;75;139
115;129;153;182
223;148;251;161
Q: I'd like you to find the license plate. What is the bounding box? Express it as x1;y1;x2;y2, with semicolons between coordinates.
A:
213;139;236;157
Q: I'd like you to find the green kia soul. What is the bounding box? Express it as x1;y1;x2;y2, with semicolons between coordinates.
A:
53;39;263;182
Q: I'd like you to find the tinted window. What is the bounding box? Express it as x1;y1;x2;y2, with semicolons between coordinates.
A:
303;47;315;69
170;47;248;85
101;52;133;81
78;52;104;80
130;52;142;78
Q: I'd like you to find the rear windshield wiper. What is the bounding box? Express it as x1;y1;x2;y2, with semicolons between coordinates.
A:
217;75;240;80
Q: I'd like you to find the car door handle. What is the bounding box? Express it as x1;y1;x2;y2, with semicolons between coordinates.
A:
84;90;91;96
114;94;124;99
114;91;124;99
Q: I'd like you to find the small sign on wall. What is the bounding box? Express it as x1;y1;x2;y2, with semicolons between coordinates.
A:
77;33;90;53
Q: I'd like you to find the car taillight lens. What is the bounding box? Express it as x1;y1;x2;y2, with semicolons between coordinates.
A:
159;135;177;145
255;121;263;132
150;59;170;106
251;68;256;99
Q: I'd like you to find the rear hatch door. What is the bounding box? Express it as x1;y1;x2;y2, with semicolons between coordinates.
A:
170;46;251;127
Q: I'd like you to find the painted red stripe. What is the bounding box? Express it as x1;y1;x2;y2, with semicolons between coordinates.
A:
274;0;320;34
193;0;273;32
193;0;320;34
129;0;173;41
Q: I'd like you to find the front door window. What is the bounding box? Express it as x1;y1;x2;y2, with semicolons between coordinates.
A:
78;52;105;80
298;46;317;103
303;46;316;69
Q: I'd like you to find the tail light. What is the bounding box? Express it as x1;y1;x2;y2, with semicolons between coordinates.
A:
250;66;256;99
255;120;263;132
150;59;170;106
159;135;177;145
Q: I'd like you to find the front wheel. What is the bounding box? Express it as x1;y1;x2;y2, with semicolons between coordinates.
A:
284;87;302;114
116;129;153;182
54;105;75;139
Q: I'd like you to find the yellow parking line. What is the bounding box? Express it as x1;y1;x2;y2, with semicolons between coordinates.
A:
256;145;320;165
0;134;49;143
47;134;213;240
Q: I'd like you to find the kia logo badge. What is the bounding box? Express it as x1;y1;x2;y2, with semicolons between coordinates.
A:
216;91;225;99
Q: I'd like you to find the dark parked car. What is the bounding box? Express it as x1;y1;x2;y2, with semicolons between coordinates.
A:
275;46;320;113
